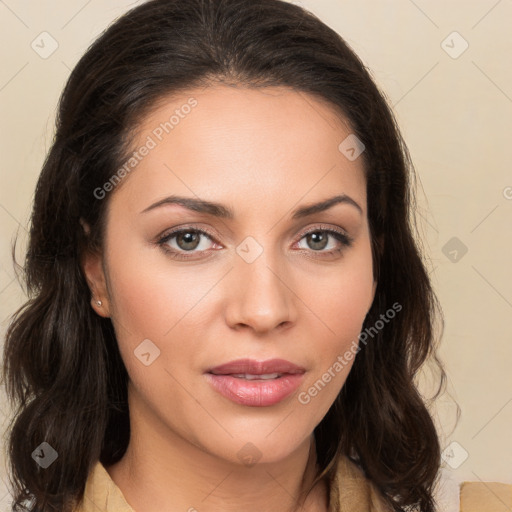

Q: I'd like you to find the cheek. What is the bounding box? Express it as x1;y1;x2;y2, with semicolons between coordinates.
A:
311;272;370;333
306;246;374;338
298;242;373;402
105;241;212;341
103;249;207;405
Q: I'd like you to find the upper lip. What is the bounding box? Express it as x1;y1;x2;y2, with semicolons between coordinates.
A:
207;358;306;375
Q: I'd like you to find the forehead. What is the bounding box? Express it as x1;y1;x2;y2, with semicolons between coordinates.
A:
110;84;367;218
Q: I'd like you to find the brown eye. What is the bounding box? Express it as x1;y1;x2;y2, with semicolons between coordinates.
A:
157;227;218;259
304;231;329;251
175;231;202;251
296;226;353;255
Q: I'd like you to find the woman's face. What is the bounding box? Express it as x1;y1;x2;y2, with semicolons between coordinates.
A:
85;85;376;465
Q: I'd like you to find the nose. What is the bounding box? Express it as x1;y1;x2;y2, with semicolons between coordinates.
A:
224;245;297;334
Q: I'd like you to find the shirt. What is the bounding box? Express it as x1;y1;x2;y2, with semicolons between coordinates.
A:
75;454;393;511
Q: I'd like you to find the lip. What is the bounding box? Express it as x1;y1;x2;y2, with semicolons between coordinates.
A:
207;358;306;375
205;358;306;407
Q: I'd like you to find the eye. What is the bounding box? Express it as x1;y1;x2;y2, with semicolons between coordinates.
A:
156;224;354;260
295;225;353;256
157;227;219;260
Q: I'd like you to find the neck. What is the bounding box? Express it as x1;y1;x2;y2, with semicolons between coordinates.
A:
105;389;328;512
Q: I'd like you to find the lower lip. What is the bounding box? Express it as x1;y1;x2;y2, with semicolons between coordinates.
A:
205;373;304;407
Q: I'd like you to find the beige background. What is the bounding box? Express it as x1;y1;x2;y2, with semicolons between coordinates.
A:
0;0;511;506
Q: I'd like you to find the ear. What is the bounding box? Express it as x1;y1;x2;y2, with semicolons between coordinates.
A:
80;220;111;318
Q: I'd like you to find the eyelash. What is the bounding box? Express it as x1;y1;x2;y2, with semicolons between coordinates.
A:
156;224;354;260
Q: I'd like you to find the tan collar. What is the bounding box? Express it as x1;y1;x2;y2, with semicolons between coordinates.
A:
330;455;392;511
79;460;134;511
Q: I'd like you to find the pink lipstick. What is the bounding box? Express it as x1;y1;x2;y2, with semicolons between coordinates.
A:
205;358;305;407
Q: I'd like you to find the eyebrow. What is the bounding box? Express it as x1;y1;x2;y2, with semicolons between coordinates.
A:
140;193;363;219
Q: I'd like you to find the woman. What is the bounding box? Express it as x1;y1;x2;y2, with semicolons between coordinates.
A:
1;0;447;510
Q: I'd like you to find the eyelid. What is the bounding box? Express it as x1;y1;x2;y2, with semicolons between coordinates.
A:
297;223;351;241
156;224;220;243
157;222;351;243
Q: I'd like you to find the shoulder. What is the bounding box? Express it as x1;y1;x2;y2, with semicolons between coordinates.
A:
72;460;135;512
329;454;393;512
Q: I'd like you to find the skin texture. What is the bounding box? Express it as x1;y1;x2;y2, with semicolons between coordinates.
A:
82;85;377;512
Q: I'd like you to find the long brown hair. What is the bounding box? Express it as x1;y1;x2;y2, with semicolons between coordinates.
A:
2;1;448;510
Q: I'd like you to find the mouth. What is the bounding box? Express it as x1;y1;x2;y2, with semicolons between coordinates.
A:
205;358;306;407
226;373;283;380
206;358;306;376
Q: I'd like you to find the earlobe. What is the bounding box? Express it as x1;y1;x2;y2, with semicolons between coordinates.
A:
80;221;111;318
82;249;111;318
